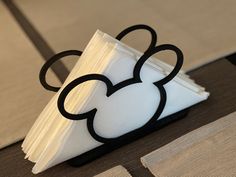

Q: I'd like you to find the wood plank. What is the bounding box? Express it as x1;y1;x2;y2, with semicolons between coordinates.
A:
14;0;236;71
94;166;132;177
141;112;236;176
0;1;60;149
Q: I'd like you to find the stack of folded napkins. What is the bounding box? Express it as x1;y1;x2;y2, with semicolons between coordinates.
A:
22;30;209;174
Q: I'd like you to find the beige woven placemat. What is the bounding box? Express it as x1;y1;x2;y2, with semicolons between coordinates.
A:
141;111;236;177
15;0;236;71
94;166;132;177
0;2;60;149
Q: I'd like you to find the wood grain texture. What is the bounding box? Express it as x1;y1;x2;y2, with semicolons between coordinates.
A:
13;0;236;71
3;0;69;83
141;111;236;176
0;58;235;177
94;165;132;177
0;1;60;149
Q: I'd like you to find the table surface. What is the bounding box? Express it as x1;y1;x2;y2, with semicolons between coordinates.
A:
1;1;236;176
0;58;235;177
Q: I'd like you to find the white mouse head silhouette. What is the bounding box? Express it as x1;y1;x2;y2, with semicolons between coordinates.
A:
39;25;183;144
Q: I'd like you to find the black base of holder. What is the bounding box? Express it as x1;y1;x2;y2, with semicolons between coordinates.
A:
226;53;236;66
67;108;189;167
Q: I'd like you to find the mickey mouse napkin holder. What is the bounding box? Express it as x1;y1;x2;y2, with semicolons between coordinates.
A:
22;25;209;173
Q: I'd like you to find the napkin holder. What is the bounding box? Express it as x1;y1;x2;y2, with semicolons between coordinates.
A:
39;24;190;167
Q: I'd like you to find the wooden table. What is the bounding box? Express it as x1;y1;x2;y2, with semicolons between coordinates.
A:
0;58;235;177
1;0;236;176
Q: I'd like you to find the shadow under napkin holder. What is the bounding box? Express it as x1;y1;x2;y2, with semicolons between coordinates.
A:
39;24;189;166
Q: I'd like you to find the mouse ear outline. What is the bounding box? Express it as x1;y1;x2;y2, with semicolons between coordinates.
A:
116;24;157;52
39;50;82;92
57;74;113;121
133;44;183;85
